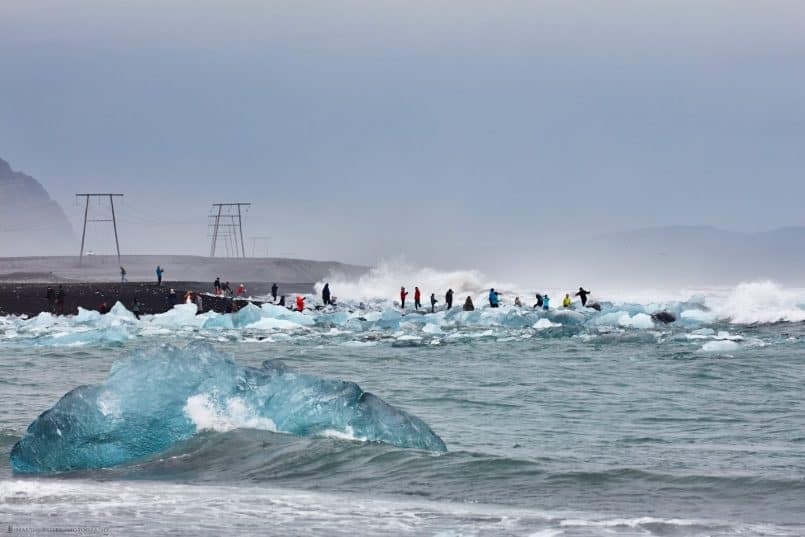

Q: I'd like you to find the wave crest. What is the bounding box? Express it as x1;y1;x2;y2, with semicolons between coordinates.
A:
10;342;446;473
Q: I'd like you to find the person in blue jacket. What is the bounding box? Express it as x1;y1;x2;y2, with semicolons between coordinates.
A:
542;294;550;310
489;288;500;308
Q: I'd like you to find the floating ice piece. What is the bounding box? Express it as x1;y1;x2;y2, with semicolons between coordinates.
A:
548;309;586;325
149;304;205;329
74;307;102;324
691;328;715;336
701;340;740;353
10;342;445;473
249;317;306;331
259;304;316;326
617;313;654;329
232;303;263;328
201;314;235;330
422;323;443;334
715;331;743;341
534;318;562;330
107;302;137;322
680;309;716;324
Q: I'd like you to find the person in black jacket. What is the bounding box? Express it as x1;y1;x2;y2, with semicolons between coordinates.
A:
322;283;331;306
575;287;591;307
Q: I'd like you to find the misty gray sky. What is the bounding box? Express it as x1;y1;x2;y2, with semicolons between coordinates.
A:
1;1;804;276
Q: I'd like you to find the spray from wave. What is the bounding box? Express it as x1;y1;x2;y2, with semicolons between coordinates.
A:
709;281;805;324
315;259;515;302
319;262;805;325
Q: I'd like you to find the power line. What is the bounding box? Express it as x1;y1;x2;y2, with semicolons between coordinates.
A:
251;236;272;257
208;203;250;258
76;193;124;265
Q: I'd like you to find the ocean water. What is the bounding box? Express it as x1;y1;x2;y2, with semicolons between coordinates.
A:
1;281;805;536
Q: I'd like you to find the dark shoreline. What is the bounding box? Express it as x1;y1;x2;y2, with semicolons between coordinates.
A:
0;281;314;317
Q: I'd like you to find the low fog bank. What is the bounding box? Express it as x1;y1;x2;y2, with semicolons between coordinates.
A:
486;226;805;292
3;225;805;293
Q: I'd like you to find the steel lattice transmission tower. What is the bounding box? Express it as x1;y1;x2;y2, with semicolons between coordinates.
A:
76;193;124;265
208;203;251;258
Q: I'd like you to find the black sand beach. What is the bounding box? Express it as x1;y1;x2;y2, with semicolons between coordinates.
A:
0;281;314;317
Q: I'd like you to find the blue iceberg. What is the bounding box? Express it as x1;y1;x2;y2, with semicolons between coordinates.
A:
10;342;446;473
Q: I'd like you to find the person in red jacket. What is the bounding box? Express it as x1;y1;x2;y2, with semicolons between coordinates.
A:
236;283;246;296
296;295;305;312
414;287;422;310
400;287;408;309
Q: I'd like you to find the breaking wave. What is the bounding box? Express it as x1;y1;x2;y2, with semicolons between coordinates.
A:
711;281;805;324
315;259;514;302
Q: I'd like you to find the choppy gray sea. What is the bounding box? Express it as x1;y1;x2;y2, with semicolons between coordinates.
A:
1;295;804;536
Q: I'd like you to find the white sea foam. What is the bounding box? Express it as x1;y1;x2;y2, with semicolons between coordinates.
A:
701;340;740;353
184;394;277;433
320;426;367;442
0;479;795;537
710;281;805;324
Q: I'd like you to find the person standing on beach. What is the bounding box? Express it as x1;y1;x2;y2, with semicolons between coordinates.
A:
295;295;305;312
120;266;127;284
489;288;500;308
445;289;454;310
155;265;164;286
575;287;591;307
400;287;408;309
271;283;279;302
45;287;55;313
214;277;221;295
430;293;438;313
236;283;246;297
414;287;422;310
55;285;65;315
132;299;141;320
168;288;177;307
322;283;331;306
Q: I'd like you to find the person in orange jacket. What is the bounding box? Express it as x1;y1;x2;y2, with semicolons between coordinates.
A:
296;295;305;312
414;287;422;310
400;287;408;309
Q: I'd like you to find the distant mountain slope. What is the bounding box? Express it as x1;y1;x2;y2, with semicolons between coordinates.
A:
577;226;805;287
0;157;74;255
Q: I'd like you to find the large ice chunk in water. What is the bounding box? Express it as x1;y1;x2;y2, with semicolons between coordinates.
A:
10;342;446;473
